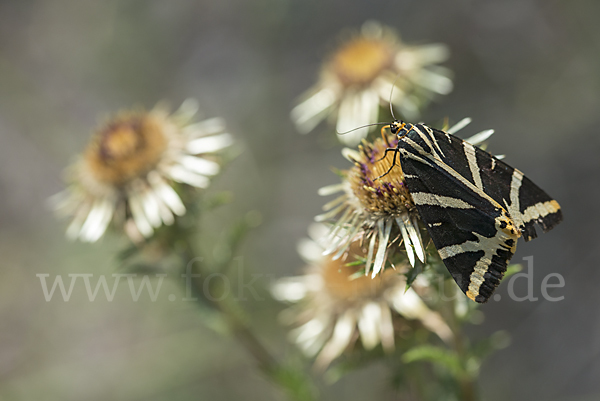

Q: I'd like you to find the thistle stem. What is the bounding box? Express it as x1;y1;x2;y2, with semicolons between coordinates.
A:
447;299;478;401
180;238;316;401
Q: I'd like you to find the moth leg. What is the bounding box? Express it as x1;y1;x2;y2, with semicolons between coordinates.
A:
375;147;400;180
375;147;398;163
380;125;390;140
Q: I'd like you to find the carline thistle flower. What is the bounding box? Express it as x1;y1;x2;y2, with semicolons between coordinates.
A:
52;100;233;242
291;20;452;146
317;118;494;277
272;224;452;369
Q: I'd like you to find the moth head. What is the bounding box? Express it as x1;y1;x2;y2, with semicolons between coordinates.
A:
389;120;407;136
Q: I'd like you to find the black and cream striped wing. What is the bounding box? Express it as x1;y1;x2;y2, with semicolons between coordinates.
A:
397;124;547;302
465;137;562;241
417;125;562;241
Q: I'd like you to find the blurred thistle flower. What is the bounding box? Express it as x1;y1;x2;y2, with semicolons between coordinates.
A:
272;224;452;369
291;20;452;145
51;99;233;243
316;118;494;277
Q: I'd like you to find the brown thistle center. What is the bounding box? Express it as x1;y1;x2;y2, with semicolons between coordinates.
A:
347;135;414;216
329;38;394;87
84;114;168;186
322;244;398;301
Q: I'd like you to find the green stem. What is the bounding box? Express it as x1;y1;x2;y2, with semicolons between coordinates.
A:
180;238;316;401
446;292;478;401
454;335;477;401
409;363;428;401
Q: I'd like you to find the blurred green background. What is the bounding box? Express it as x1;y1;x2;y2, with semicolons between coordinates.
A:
1;0;599;400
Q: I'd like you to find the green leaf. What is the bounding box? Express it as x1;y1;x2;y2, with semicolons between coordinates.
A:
402;345;464;377
471;330;511;360
405;261;423;291
212;211;262;268
330;167;346;178
324;346;388;383
117;244;142;262
272;367;318;401
348;269;367;280
504;263;522;278
345;259;366;267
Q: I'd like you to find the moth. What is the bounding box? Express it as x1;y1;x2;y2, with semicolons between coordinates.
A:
382;120;562;303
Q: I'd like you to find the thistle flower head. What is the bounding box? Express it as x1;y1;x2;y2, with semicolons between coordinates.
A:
317;134;425;277
272;224;452;369
347;135;413;216
83;112;169;186
328;34;395;88
291;20;452;145
52;100;233;243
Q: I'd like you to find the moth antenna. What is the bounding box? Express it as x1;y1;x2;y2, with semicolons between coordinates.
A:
336;122;390;136
388;73;403;121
